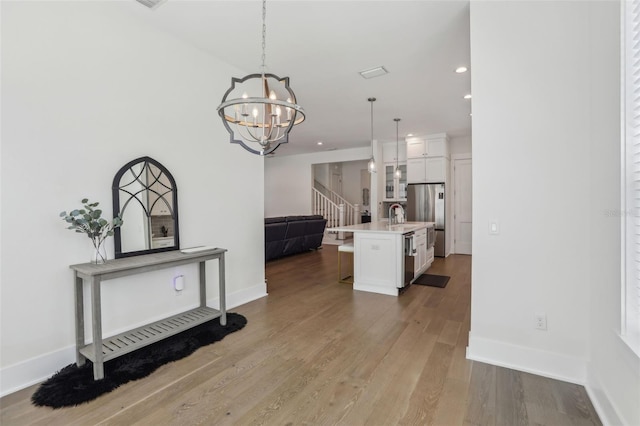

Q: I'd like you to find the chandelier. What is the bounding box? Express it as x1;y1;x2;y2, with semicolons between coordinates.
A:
367;97;377;173
217;0;305;156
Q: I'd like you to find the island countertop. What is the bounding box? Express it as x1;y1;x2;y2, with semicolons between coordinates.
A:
329;221;434;234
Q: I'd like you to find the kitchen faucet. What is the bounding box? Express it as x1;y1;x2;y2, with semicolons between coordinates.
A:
388;203;405;225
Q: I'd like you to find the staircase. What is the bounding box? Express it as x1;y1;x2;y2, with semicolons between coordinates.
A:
312;180;360;242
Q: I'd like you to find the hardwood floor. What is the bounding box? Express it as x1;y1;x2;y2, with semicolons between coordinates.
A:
0;246;601;425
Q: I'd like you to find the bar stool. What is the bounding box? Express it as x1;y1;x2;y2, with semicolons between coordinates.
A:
338;242;354;284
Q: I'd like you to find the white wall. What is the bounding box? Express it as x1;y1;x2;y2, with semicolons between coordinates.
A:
264;147;369;217
450;135;472;156
0;1;266;396
312;163;330;188
341;160;369;209
469;1;639;424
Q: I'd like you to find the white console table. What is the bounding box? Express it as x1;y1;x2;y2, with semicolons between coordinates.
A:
70;247;227;380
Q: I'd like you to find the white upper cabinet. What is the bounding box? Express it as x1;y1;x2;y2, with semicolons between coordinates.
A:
406;133;450;184
382;141;407;163
406;134;450;159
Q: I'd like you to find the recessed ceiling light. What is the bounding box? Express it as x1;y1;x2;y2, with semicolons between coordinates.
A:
317;141;323;146
359;66;389;79
455;66;468;73
464;94;472;99
407;133;414;137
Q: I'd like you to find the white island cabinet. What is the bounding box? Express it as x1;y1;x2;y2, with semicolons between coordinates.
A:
329;221;434;296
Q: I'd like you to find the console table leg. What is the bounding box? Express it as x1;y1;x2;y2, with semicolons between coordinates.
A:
199;261;206;308
219;252;226;326
91;276;104;380
74;273;86;367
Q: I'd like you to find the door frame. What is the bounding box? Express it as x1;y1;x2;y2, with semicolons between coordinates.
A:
451;153;472;255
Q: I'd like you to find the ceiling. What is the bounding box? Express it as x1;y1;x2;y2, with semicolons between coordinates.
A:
127;1;471;156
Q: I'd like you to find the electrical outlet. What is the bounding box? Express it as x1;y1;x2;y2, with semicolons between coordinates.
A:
174;275;184;293
535;312;547;330
489;221;499;235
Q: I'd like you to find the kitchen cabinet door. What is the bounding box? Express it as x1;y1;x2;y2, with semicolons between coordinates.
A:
407;135;449;159
425;157;446;182
407;157;448;184
383;141;407;163
415;229;428;274
407;158;426;183
406;139;426;159
383;163;408;200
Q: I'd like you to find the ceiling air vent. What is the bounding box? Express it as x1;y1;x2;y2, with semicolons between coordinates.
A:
359;66;389;79
135;0;167;10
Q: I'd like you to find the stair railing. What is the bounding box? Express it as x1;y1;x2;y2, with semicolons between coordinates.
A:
312;187;361;238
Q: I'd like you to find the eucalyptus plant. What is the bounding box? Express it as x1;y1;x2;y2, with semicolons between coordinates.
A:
60;198;123;263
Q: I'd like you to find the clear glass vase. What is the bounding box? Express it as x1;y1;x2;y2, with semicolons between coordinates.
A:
91;243;107;264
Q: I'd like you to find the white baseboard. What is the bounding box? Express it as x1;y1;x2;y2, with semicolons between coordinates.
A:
466;334;587;385
214;282;267;311
353;283;398;297
0;346;77;398
0;282;268;398
585;373;624;426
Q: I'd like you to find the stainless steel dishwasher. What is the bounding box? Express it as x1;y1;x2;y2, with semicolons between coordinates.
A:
403;232;417;287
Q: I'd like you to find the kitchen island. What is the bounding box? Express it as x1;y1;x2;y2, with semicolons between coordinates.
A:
329;221;435;296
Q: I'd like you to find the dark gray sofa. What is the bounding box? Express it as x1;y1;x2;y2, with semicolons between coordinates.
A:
265;215;327;261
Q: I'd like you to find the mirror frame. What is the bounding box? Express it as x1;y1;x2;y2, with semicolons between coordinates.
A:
112;156;180;258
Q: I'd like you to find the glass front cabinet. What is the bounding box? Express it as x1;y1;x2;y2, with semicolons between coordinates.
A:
383;163;407;201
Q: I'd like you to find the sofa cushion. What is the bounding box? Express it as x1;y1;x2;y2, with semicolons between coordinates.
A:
265;222;287;242
302;218;327;251
284;215;307;222
265;216;286;224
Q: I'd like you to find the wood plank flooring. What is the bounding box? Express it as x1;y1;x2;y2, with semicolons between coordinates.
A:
0;246;601;425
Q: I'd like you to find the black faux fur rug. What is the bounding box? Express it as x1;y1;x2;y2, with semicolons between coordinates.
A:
31;313;247;408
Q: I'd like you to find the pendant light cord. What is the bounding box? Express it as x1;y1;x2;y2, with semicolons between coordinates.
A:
396;120;399;166
370;98;375;157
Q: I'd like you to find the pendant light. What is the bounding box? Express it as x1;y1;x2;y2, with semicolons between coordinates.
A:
394;118;402;179
367;97;377;173
216;0;305;156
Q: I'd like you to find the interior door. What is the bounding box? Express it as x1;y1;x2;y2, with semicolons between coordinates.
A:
454;158;472;254
331;169;342;197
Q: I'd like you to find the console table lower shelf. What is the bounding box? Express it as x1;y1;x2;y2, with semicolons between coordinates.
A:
77;306;222;363
70;248;227;380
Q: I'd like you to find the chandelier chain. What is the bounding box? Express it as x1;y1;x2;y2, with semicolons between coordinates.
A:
261;0;267;72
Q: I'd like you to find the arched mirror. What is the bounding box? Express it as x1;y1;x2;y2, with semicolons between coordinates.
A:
112;156;180;258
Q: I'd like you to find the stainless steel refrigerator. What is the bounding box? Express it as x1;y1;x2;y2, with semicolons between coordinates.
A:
406;183;446;257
